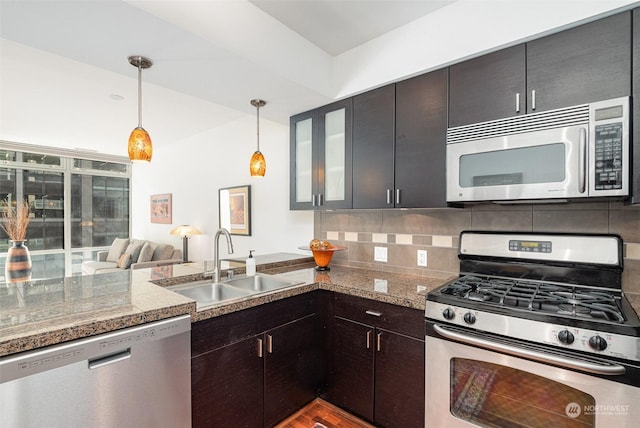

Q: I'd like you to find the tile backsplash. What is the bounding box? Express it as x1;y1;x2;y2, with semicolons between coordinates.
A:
313;201;640;296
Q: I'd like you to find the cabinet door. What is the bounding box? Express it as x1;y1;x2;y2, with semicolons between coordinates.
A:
374;330;425;428
290;110;318;210
331;317;375;421
527;11;631;113
352;84;395;208
449;44;526;127
264;314;321;427
632;7;640;204
395;68;448;208
191;337;263;428
317;99;353;209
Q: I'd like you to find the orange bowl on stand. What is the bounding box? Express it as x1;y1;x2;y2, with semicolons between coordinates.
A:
299;245;346;271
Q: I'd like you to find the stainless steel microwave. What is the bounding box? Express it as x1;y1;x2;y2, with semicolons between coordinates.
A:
446;96;629;203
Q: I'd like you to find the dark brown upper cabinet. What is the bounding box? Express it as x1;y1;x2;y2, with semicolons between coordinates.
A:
449;11;631;128
352;84;396;209
395;68;448;208
289;98;353;210
629;7;640;204
352;69;449;209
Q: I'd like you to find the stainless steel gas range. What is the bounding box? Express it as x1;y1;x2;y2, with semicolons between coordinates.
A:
425;231;640;428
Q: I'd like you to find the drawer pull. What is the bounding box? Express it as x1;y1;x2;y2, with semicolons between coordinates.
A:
366;330;372;349
365;310;382;317
257;338;263;358
267;334;273;354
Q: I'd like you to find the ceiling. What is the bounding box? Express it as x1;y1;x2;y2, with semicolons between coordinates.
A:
0;0;635;156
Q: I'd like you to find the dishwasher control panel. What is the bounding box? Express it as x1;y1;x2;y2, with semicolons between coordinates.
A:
0;315;190;383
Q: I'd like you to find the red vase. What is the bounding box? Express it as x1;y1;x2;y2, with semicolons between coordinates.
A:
5;240;32;283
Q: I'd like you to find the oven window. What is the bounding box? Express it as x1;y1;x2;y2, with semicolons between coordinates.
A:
450;358;595;427
459;143;565;187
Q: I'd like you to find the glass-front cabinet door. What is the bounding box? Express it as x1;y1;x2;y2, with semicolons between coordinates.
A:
290;98;352;210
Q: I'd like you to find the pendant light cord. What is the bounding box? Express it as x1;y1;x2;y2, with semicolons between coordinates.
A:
256;102;260;152
137;60;143;128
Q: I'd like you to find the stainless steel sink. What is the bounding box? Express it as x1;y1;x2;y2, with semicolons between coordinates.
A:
224;273;301;292
168;274;302;309
169;281;252;309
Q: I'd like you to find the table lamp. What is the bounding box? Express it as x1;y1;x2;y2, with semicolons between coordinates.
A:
170;225;202;263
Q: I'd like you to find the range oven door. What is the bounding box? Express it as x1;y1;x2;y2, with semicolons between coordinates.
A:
426;324;640;428
446;125;586;203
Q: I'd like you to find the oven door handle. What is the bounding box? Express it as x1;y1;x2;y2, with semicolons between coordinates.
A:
433;324;626;376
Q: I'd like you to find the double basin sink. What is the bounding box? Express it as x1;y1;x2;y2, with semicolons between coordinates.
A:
168;273;303;309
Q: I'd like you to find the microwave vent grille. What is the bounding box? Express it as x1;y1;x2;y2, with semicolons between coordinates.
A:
447;104;589;144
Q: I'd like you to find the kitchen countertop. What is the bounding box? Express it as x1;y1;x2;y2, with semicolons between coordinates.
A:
0;253;451;357
3;252;640;358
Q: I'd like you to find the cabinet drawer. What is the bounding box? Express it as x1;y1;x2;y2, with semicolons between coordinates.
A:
334;293;424;339
192;292;318;357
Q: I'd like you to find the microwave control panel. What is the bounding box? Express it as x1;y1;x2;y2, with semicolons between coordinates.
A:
593;122;623;190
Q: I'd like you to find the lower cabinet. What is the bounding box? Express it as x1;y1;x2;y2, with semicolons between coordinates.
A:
190;290;425;427
328;294;425;428
191;293;323;428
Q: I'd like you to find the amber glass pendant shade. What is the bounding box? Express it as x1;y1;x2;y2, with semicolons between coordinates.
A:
127;56;153;163
250;150;266;176
128;126;153;163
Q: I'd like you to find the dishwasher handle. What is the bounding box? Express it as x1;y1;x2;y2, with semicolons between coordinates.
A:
88;348;132;370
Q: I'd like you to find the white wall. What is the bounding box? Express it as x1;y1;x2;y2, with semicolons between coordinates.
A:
130;114;313;263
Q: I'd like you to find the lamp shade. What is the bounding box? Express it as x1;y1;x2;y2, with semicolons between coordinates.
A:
250;150;266;176
128;127;153;162
170;225;202;237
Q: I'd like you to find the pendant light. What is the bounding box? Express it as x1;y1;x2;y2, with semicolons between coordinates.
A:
127;56;153;163
249;99;267;176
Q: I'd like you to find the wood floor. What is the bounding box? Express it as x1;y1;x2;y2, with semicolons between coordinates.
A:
275;399;375;428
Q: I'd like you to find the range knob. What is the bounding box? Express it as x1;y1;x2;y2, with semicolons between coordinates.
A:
557;330;574;345
589;335;607;351
463;312;476;325
442;308;455;320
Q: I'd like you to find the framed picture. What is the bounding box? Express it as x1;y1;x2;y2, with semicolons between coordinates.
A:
219;185;251;236
150;193;172;224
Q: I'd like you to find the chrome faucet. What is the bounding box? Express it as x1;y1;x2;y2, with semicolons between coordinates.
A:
213;228;234;283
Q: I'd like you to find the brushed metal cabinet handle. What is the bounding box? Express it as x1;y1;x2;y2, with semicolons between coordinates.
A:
395;189;401;205
312;194;317;207
386;189;392;204
257;338;263;358
366;330;373;349
365;310;382;317
515;93;520;113
267;334;273;354
376;333;382;352
318;193;323;206
531;89;536;111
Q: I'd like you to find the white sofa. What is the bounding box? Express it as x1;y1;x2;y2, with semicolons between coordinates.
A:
81;238;182;275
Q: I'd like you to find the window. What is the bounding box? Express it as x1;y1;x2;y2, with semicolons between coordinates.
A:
0;144;131;279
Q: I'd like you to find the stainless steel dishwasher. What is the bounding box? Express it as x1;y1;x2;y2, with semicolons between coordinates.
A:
1;314;191;428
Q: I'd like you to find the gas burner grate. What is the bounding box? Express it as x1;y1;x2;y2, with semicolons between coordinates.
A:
442;275;625;323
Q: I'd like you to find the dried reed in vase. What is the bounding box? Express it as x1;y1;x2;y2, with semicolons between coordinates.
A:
1;200;31;241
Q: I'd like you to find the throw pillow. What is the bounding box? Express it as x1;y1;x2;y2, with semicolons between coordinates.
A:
152;244;174;261
106;238;130;263
117;253;132;269
138;242;157;263
124;240;145;265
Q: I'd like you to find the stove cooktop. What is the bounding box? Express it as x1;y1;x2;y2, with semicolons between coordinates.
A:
438;274;627;324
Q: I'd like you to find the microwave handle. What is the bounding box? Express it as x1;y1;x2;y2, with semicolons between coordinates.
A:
578;127;587;194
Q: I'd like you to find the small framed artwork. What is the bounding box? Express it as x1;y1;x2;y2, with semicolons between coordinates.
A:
150;193;172;224
219;185;251;236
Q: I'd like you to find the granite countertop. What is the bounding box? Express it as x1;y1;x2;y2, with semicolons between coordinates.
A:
3;251;640;358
